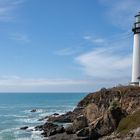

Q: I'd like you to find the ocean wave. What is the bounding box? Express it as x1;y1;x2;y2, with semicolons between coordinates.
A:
15;137;42;140
0;106;9;109
38;110;66;117
0;114;27;118
15;118;39;124
38;107;74;118
2;127;19;131
30;133;42;140
16;129;42;140
21;105;75;116
0;127;42;140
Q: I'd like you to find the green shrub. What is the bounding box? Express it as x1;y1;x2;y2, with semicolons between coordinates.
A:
109;100;120;110
117;110;140;134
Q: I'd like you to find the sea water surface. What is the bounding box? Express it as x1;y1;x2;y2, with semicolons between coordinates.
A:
0;93;87;140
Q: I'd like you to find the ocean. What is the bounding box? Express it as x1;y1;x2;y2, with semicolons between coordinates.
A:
0;93;87;140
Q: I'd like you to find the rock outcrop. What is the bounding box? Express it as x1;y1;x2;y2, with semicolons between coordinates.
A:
39;85;140;140
89;107;125;139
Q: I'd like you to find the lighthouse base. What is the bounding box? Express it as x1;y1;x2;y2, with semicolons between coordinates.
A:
130;82;139;86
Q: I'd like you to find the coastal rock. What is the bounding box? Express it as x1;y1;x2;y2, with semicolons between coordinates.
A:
38;113;59;121
99;127;140;140
89;107;125;139
42;122;58;137
47;107;84;123
98;132;120;140
65;124;75;134
56;125;65;133
20;126;28;130
35;125;43;131
65;115;88;135
130;127;140;139
73;115;88;132
76;127;89;137
40;122;65;137
84;103;100;123
46;133;89;140
47;111;74;123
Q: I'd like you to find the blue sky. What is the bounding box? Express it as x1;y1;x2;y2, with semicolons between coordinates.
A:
0;0;140;92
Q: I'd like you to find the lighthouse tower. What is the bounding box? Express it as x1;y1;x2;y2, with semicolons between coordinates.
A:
131;12;140;85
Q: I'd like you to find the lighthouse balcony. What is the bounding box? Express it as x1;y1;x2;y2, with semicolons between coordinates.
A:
132;26;140;34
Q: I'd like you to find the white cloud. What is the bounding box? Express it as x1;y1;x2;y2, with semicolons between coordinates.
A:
76;45;132;84
0;76;95;92
80;30;133;76
99;0;140;29
1;75;20;80
0;76;91;86
0;0;25;21
83;35;105;44
9;33;30;43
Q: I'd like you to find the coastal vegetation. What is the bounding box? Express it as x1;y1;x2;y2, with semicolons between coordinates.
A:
117;109;140;135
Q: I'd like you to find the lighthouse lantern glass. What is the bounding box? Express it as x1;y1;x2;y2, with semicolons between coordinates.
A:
136;16;140;22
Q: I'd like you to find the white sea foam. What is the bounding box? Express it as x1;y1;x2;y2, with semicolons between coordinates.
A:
27;126;34;130
38;110;65;118
14;129;42;140
31;131;42;140
16;118;38;123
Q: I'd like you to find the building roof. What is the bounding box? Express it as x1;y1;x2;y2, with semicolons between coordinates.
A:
135;12;140;17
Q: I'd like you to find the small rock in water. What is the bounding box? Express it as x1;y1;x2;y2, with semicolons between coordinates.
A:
31;109;37;112
20;126;28;130
53;113;59;116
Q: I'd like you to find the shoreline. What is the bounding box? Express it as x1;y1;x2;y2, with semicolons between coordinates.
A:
30;85;140;140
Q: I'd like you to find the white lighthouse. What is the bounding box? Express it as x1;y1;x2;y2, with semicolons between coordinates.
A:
131;12;140;85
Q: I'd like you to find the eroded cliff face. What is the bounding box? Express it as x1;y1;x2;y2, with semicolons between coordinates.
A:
42;86;140;140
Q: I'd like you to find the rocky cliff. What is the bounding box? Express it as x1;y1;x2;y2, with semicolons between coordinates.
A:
39;85;140;140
